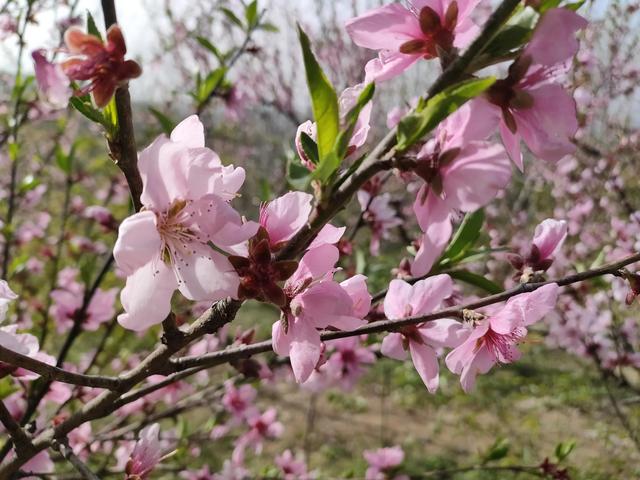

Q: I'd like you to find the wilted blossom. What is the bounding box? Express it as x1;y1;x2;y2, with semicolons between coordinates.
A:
509;219;568;281
410;103;511;276
125;423;164;480
446;283;559;392
381;276;466;392
61;24;142;107
363;446;408;480
296;83;372;169
346;0;480;82
478;8;588;169
32;49;72;108
113;115;257;331
272;243;371;383
275;450;314;480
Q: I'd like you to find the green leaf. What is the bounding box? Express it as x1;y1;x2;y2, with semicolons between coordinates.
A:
245;0;259;28
196;67;227;104
69;96;104;124
102;96;119;138
8;142;19;162
450;270;503;294
0;377;18;400
440;209;485;264
196;36;224;62
148;107;175;135
564;0;585;11
259;22;279;32
287;157;311;190
221;7;244;28
299;132;320;165
55;145;72;174
297;25;340;181
483;438;510;463
19;174;40;194
86;11;102;40
555;440;576;462
396;77;496;151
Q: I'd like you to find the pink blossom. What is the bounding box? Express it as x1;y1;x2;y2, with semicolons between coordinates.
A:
19;451;54;478
213;459;250;480
260;191;313;248
480;8;587;169
532;218;568;262
357;190;402;255
411;104;511;276
319;336;376;391
275;450;314;480
32;49;72;109
446;283;559;392
363;446;408;480
272;244;370;383
125;423;164;480
381;276;466;392
346;0;480;82
113;115;257;331
181;465;215;479
232;408;284;463
221;380;258;421
295;83;372;168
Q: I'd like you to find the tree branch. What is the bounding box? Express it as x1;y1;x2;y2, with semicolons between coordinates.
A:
0;401;34;459
51;440;100;480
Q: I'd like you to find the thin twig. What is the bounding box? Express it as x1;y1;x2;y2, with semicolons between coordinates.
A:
51;440;100;480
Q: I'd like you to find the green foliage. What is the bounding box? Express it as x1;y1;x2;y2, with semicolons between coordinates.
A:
297;25;340;182
555;440;576;462
245;0;259;29
299;132;319;166
220;7;244;28
482;437;511;463
287;156;311;190
196;36;225;62
148;107;175;135
449;269;503;294
86;11;102;40
193;67;228;106
396;77;496;151
69;94;119;138
440;210;485;265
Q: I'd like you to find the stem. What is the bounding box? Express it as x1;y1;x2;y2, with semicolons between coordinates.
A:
52;440;100;480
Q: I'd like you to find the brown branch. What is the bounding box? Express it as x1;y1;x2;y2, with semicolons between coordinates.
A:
0;401;34;459
100;0;143;212
0;345;120;390
51;440;100;480
170;252;640;372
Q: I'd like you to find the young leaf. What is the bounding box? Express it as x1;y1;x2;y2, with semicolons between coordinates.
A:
297;25;340;180
148;107;175;136
287;157;311;190
555;440;576;462
396;77;496;151
55;145;72;174
221;7;244;28
86;11;102;40
440;209;485;263
482;438;510;463
245;0;259;28
69;96;104;124
196;36;224;62
299;132;320;165
102;96;119;138
449;270;503;294
197;67;227;104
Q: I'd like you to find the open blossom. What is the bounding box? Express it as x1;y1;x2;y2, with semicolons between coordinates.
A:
296;83;372;169
113;115;257;331
32;49;72;108
479;8;588;169
510;219;568;279
272;242;371;383
61;25;142;107
50;268;117;332
357;191;403;256
446;283;559;392
232;408;284;464
381;276;466;392
125;424;164;480
363;446;408;480
275;450;314;480
410;103;511;276
346;0;480;82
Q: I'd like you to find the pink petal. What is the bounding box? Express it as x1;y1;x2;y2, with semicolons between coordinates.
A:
383;279;415;320
175;243;240;302
118;259;177;331
409;341;439;393
459;343;495;392
499;121;523;170
345;3;422;51
170;115;205;148
419;318;468;348
287;318;323;383
410;274;454;316
380;332;408;360
525;8;587;67
364;51;421;83
442;142;511;212
340;274;372;319
261;191;313;245
289;244;339;285
138;137;189;210
532;218;568;260
308;224;345;249
113;211;162;276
